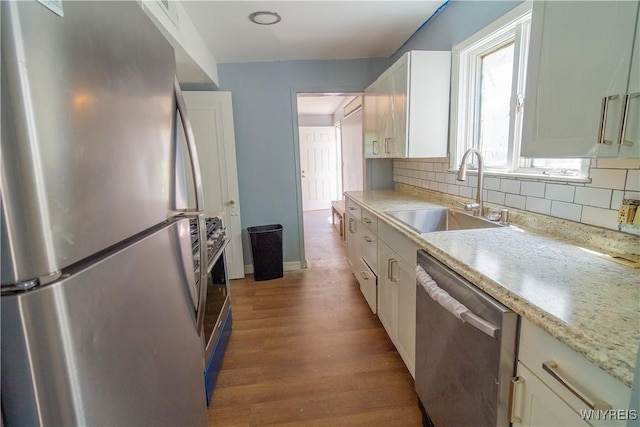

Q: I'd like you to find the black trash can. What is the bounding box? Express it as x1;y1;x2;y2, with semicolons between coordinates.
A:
248;224;283;281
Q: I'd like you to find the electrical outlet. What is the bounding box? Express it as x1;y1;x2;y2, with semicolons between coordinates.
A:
617;205;636;224
618;199;640;224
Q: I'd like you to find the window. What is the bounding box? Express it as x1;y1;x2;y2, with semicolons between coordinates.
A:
449;2;588;179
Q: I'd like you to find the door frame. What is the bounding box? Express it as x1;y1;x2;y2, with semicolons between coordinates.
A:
290;89;362;269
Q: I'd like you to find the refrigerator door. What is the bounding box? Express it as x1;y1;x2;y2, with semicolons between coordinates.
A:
1;1;178;285
1;219;206;426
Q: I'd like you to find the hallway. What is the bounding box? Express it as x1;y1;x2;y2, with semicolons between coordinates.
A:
207;209;422;426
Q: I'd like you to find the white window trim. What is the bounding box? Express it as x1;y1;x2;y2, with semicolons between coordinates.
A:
448;1;590;179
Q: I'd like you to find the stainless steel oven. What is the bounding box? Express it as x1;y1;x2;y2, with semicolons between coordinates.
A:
190;217;232;404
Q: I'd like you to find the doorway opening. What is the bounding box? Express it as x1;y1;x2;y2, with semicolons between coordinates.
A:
295;92;364;267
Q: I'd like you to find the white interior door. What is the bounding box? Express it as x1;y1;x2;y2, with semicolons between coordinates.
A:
184;91;244;279
299;126;338;211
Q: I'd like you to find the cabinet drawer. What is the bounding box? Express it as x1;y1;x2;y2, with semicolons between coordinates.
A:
354;256;377;314
518;318;631;426
345;198;361;220
361;208;378;233
378;220;419;266
360;231;377;275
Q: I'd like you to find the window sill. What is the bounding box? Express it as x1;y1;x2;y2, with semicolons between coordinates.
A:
446;169;592;184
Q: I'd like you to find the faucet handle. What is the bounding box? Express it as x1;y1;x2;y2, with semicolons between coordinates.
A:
457;201;480;212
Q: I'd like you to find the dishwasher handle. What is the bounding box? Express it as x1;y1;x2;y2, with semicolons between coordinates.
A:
416;265;501;339
460;311;500;339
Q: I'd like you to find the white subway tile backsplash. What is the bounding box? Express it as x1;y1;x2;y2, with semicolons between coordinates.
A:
574;187;612;208
500;179;521;194
505;194;526;210
484;177;501;191
626;170;640;192
445;173;456;184
487;190;506;205
391;159;638;230
459;186;473;198
545;183;575;202
611;190;625;210
526;197;552;215
551;201;582;222
581;206;618;230
588;168;626;190
521;181;546;198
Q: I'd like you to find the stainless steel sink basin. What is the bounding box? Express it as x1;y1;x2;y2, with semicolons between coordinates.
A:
385;208;502;233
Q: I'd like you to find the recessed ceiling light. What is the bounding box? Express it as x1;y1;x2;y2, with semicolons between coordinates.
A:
248;11;281;26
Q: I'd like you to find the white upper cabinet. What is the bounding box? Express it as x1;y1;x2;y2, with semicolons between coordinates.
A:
364;51;451;159
521;1;640;158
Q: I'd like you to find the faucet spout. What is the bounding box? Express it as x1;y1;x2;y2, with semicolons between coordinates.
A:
456;148;484;217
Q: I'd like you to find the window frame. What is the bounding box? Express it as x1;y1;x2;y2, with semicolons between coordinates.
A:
448;1;590;181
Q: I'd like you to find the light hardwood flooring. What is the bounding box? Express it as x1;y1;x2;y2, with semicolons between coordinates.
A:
207;209;422;426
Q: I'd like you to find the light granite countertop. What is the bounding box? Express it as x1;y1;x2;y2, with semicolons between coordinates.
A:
344;190;640;388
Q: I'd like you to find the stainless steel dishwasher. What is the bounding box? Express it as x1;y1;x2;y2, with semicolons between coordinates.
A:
415;250;518;427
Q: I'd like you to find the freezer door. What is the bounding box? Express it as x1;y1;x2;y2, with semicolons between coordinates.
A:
1;219;206;426
1;1;179;284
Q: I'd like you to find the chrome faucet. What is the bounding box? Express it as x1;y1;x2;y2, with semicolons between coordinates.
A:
456;148;484;217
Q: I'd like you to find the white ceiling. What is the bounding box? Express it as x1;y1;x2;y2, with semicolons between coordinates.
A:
297;94;351;115
181;1;448;63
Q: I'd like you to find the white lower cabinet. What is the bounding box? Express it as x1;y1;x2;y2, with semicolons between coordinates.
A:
511;319;633;427
377;241;397;340
345;200;378;314
377;220;418;377
512;363;589;427
345;212;360;268
395;256;416;376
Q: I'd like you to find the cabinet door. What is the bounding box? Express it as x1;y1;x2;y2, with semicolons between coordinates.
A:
390;54;409;158
363;82;380;158
377;72;394;157
512;364;589;427
618;7;640;158
521;1;638;158
377;241;397;342
345;213;360;267
396;258;416;378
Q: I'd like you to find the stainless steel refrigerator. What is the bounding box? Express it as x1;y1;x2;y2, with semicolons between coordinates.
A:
1;1;209;425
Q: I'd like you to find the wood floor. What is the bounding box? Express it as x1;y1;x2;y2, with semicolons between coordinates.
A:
207;209;423;426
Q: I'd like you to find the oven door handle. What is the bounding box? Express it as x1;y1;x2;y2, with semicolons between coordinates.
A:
206;238;230;272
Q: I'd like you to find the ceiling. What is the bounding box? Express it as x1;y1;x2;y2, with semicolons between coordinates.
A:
297;94;352;115
181;1;448;63
180;1;448;115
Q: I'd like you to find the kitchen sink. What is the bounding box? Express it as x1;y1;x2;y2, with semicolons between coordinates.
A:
385;207;502;233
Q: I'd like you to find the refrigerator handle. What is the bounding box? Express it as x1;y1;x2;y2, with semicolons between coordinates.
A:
175;77;205;213
175;77;208;334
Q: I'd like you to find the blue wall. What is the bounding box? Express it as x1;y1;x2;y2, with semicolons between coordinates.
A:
218;59;389;265
393;0;524;58
218;1;524;268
